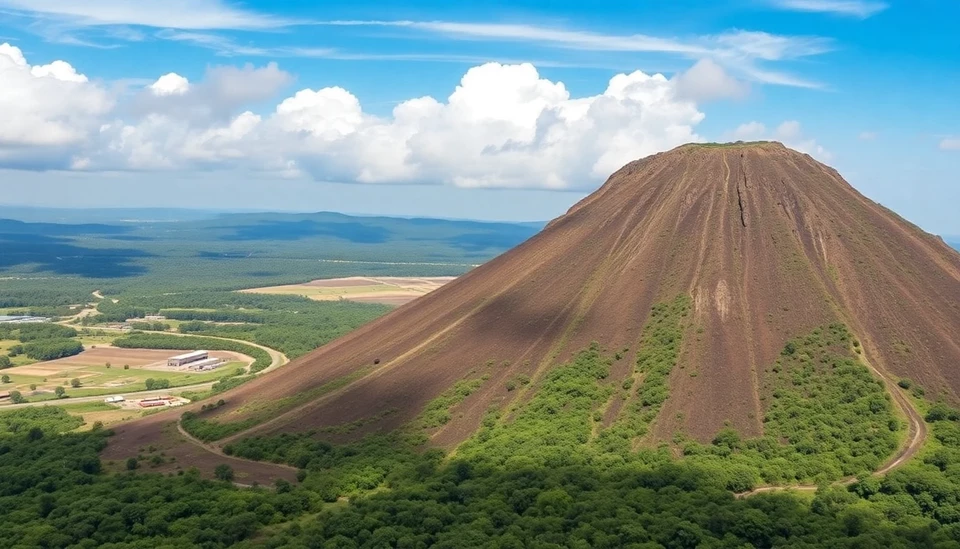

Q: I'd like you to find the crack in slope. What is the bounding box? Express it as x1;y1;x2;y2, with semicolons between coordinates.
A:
737;155;748;228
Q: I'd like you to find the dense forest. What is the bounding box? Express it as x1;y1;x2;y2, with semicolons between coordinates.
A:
3;398;960;548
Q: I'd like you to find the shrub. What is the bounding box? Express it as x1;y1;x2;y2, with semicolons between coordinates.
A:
0;355;11;368
70;378;81;388
9;390;25;404
54;386;65;398
925;403;960;423
214;464;235;482
126;457;138;470
123;364;129;370
898;378;913;389
145;378;171;391
1;375;9;384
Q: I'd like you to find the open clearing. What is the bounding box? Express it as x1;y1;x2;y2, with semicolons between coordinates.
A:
0;348;251;404
7;347;246;374
241;276;456;306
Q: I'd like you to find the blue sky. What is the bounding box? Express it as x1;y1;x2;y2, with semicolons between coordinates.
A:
0;1;958;234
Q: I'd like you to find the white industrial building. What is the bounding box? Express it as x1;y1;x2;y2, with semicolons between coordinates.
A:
187;357;224;371
167;350;208;367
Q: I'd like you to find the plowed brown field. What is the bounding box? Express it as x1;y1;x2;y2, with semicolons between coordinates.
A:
109;142;960;480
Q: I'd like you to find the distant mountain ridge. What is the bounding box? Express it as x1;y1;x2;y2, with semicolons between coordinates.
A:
0;206;548;228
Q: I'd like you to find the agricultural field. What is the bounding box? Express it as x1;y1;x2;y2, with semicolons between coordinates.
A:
241;276;456;306
0;347;250;404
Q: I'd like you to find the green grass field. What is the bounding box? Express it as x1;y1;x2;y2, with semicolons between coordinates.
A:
0;361;246;403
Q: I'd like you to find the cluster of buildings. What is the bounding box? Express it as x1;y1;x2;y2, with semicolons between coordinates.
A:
166;350;224;371
102;395;185;408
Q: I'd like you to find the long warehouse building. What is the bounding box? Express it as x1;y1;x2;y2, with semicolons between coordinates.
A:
167;350;208;367
187;357;224;371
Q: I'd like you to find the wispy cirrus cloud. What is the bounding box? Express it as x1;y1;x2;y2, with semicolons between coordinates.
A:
0;0;301;49
318;20;831;88
3;2;832;89
941;138;960;151
156;30;643;70
321;20;830;59
768;0;889;18
0;0;297;30
329;20;707;55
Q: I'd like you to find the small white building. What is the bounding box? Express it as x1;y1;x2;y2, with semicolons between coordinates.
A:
167;350;208;367
104;395;125;403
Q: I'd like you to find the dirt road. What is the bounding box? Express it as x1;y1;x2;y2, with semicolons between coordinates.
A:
176;421;298;472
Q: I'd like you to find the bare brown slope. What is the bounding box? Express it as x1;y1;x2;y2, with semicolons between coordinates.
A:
113;142;960;452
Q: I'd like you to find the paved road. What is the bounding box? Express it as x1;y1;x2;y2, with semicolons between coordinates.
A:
1;384;218;410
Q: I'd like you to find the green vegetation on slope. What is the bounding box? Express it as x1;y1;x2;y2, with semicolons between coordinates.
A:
598;295;690;454
223;299;898;498
413;376;489;431
458;343;615;469
678;324;899;488
0;407;83;436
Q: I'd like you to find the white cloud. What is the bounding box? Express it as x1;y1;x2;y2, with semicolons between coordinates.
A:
673;59;749;101
134;62;293;121
60;60;707;189
722;120;832;161
274;87;364;138
11;45;834;190
150;73;190;96
0;0;295;30
941;138;960;151
727;121;768;141
0;43;112;153
859;131;877;140
769;0;889;18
